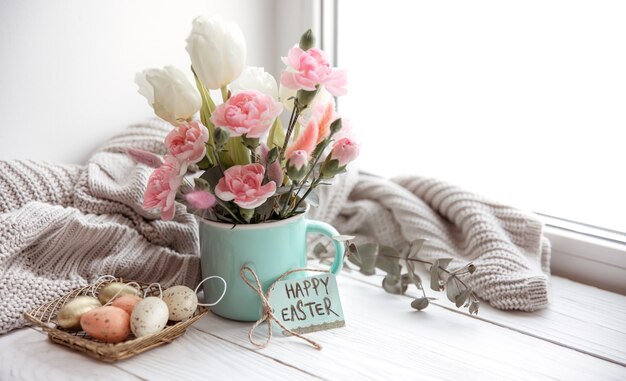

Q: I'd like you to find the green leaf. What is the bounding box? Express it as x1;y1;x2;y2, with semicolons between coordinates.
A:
469;300;480;315
266;118;286;150
376;246;401;276
446;277;461;303
313;242;328;256
333;235;356;242
309;139;327;162
199;166;223;190
382;274;406;295
430;259;441;291
411;298;429;311
196;154;212;170
403;270;423;290
304;191;319;207
408;239;426;259
379;245;399;257
225;136;251;166
254;198;275;221
347;249;362;268
438;258;453;269
192;66;218;166
274;186;292;195
455;289;471;308
355;243;378;275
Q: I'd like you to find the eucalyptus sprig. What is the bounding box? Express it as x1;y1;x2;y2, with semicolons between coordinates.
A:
314;237;480;314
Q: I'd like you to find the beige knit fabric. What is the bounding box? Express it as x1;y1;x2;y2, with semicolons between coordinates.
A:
0;120;200;334
0;119;550;334
310;170;551;311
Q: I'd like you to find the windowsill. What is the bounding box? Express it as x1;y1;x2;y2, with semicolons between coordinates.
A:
1;266;624;379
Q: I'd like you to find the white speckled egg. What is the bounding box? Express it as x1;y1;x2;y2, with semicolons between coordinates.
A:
162;285;198;321
130;297;169;337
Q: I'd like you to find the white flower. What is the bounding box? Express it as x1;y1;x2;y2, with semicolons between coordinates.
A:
186;15;247;90
135;66;201;126
230;67;278;99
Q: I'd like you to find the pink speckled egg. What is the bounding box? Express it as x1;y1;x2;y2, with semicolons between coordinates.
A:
80;306;130;343
111;295;143;316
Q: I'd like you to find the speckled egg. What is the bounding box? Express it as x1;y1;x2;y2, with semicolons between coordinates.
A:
130;297;169;337
57;296;102;330
162;285;198;321
98;282;140;304
111;295;143;316
80;306;130;343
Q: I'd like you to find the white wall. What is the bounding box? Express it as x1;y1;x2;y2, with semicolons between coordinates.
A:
0;0;278;164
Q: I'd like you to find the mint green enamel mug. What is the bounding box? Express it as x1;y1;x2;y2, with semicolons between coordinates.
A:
197;212;344;321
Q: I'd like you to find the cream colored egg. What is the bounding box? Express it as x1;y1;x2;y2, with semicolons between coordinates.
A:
98;282;140;304
57;296;102;330
162;285;198;321
130;297;169;337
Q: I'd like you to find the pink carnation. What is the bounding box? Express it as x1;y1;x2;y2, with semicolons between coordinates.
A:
280;47;347;96
331;137;360;166
143;157;185;221
210;90;283;138
215;163;276;209
165;121;209;164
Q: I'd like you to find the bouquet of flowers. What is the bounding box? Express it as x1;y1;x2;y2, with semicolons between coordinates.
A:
134;16;359;224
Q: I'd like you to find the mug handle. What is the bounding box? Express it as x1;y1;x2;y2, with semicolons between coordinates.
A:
305;220;345;275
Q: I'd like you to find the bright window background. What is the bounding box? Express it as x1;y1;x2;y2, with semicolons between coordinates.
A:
337;0;626;233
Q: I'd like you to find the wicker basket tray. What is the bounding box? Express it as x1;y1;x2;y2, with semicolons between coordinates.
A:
24;278;208;362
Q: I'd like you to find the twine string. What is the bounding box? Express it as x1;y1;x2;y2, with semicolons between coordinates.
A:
239;265;330;351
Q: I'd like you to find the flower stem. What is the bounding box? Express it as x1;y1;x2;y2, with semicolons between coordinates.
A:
214;198;244;224
292;177;319;212
279;182;296;218
379;253;473;292
211;146;225;176
220;86;229;102
280;106;302;162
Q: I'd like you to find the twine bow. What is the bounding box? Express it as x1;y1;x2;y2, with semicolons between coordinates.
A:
239;265;330;351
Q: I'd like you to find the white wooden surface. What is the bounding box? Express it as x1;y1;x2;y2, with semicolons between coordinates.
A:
1;272;625;381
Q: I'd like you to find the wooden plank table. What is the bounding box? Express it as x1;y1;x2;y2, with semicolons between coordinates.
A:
1;269;625;381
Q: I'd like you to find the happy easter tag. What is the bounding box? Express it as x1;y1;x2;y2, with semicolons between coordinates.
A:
269;273;345;335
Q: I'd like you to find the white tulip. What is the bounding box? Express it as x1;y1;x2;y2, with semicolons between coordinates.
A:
135;66;201;126
230;67;278;99
186;15;247;90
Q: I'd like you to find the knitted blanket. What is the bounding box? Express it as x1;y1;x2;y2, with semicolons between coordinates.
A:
0;120;550;334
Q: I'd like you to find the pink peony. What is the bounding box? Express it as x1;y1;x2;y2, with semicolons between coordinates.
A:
210;90;283;138
165;121;209;164
185;190;216;209
280;47;347;96
215;164;277;209
143;157;185;221
330;137;360;166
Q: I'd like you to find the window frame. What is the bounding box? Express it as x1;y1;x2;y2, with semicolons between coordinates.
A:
291;0;626;294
